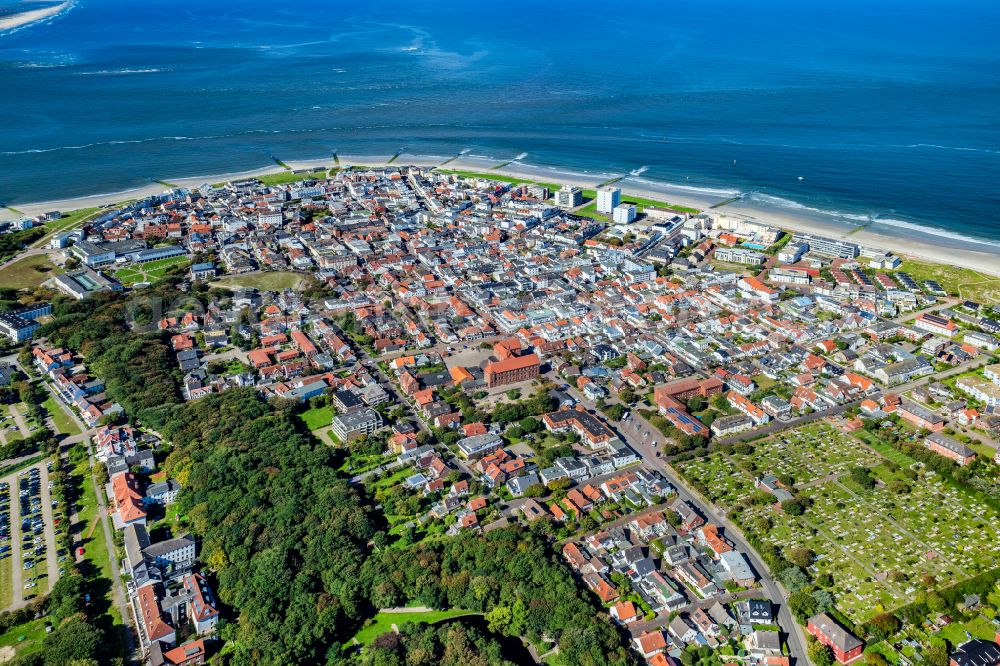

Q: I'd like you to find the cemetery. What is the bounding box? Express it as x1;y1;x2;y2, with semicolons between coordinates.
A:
677;422;1000;622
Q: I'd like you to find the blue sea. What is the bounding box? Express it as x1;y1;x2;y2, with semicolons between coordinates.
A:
1;0;999;249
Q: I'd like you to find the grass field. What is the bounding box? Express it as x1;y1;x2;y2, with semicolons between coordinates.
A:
349;608;479;647
0;254;62;290
0;537;10;609
299;405;333;432
891;259;1000;302
31;207;101;247
435;169;701;214
113;255;189;285
42;397;82;437
854;431;918;467
677;422;1000;622
257;169;328;186
935;615;998;645
211;271;304;292
579;188;701;215
574;202;610;222
0;617;48;660
71;452;121;625
436;169;562;193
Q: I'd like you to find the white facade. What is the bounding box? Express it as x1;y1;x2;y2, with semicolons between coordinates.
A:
612;204;637;224
596;187;621;214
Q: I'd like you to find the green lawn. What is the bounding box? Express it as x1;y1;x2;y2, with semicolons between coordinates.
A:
891;259;1000;302
752;375;777;391
256;169;328;186
854;431;918;467
211;271;304;292
574;202;609;222
32;207;100;246
0;539;11;609
0;617;48;659
579;188;700;214
436;169;562;193
349;608;480;647
299;405;333;432
113;255;189;285
72;454;121;625
935;615;998;645
0;254;63;290
43;397;82;436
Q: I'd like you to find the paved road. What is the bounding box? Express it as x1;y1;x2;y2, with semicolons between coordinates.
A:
0;247;47;273
552;375;811;665
38;464;59;585
627;589;758;636
34;370;136;654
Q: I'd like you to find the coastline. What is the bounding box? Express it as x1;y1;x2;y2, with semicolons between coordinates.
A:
0;1;70;34
5;151;999;278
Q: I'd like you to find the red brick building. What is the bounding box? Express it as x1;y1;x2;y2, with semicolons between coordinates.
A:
897;399;945;431
652;377;724;437
925;433;977;465
485;353;540;388
807;613;863;664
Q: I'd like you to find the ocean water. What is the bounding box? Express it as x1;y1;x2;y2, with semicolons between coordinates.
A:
1;0;999;247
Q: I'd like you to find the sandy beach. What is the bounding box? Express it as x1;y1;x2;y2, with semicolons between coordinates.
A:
4;152;998;277
0;1;70;33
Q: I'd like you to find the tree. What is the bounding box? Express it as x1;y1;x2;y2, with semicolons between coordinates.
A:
46;574;87;623
602;403;625;422
923;645;949;666
710;392;729;411
787;546;815;569
778;566;809;591
849;466;876;490
781;497;810;516
807;637;834;666
40;618;105;665
519;417;542;433
868;612;901;640
788;591;819;623
811;589;834;613
866;652;890;666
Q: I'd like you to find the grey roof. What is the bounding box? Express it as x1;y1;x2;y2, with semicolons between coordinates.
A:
143;534;196;559
332;407;382;430
808;613;862;653
146;479;182;497
124;523;150;569
952;639;1000;666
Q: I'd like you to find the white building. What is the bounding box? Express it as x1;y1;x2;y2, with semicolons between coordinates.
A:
612;204;637;224
555;185;582;208
596;187;621;214
716;247;766;266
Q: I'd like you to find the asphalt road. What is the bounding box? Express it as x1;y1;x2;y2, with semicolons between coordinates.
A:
552;375;811;665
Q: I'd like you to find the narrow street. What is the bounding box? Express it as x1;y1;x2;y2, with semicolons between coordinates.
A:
551;373;811;665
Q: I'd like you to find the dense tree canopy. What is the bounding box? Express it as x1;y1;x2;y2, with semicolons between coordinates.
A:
30;286;634;665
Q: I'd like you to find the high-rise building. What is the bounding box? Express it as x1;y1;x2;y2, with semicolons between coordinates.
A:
556;185;582;208
612;203;637;224
597;187;621;214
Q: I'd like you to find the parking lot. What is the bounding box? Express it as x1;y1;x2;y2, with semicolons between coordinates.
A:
0;461;62;610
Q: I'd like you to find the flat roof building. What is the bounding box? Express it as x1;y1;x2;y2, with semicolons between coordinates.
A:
51;268;123;300
331;407;383;442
